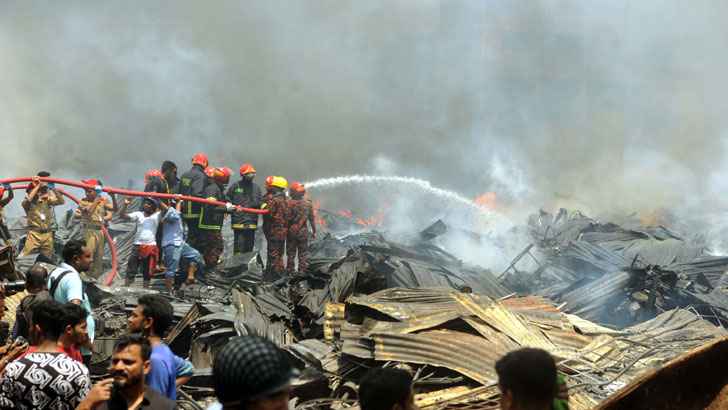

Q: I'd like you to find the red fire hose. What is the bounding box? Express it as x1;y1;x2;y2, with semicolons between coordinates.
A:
2;176;269;286
11;184;120;286
0;177;269;214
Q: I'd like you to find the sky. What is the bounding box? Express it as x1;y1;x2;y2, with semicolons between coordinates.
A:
2;1;728;233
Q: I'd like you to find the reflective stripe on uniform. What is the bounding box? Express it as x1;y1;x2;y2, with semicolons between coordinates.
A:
198;207;221;230
232;224;257;229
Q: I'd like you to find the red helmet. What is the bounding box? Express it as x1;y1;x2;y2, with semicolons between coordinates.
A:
192;153;209;168
239;163;256;176
144;170;161;184
289;182;305;197
208;167;232;184
264;175;276;191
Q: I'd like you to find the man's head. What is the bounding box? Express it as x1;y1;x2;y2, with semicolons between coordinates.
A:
213;336;299;410
36;171;51;195
26;264;48;294
161;160;177;181
30;300;66;345
82;178;101;200
62;239;93;272
127;295;173;337
359;368;418;410
496;348;557;410
61;303;89;345
110;333;152;390
143;197;158;214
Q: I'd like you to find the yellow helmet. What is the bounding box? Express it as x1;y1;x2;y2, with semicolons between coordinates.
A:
271;176;288;189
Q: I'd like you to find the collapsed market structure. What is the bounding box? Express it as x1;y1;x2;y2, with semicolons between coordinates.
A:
2;194;728;409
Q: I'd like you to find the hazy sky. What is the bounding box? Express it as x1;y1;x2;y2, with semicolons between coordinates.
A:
2;1;728;224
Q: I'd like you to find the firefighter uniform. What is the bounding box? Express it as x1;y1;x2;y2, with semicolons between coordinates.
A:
286;197;315;271
199;183;227;269
78;198;113;279
263;192;290;274
178;165;208;250
21;195;61;259
226;179;264;254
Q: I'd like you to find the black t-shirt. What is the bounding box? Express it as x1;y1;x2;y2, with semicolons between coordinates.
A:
0;352;91;409
97;387;177;410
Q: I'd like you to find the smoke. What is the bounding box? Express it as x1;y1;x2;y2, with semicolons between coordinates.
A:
2;1;728;232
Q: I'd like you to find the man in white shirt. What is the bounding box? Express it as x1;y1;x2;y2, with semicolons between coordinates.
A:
120;197;168;289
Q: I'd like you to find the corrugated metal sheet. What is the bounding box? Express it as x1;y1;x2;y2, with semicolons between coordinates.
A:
558;271;631;320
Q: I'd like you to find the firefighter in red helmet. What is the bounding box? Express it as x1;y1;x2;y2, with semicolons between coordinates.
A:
199;167;235;269
225;164;265;254
177;154;209;251
286;182;316;272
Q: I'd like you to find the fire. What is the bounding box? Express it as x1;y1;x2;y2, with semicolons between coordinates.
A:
475;192;497;210
337;203;390;227
307;195;327;227
357;203;389;227
640;210;668;227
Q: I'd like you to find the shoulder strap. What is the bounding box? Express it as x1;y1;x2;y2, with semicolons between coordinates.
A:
48;270;73;298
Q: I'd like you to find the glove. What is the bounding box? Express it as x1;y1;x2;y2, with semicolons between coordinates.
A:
94;185;103;195
226;202;234;212
45;183;56;190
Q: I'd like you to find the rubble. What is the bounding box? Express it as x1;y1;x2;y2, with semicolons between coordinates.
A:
3;202;728;409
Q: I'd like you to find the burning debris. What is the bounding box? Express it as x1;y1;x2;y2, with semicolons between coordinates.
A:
1;178;727;410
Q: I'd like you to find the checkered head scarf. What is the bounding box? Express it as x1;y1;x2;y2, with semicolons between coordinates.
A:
212;336;299;406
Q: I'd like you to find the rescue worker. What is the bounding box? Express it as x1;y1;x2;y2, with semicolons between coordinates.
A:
20;174;65;259
199;167;235;270
226;164;265;254
262;177;290;276
0;182;14;246
145;161;177;207
286;183;316;272
74;179;118;279
178;154;209;251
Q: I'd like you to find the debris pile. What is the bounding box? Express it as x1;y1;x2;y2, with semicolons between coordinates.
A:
3;204;728;409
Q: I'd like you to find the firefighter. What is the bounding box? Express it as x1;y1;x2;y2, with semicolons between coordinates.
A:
145;161;177;207
75;179;118;279
226;164;265;255
263;176;290;276
286;182;316;272
0;182;14;246
20;175;65;259
178;154;209;251
199;167;235;270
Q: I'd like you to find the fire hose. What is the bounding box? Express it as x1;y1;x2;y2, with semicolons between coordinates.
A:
1;176;269;286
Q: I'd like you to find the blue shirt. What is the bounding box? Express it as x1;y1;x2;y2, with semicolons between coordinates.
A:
147;344;177;401
48;263;95;343
162;208;184;247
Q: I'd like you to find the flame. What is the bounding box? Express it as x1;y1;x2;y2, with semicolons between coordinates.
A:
357;203;390;227
475;192;497;210
306;195;327;227
640;210;668;227
339;209;352;218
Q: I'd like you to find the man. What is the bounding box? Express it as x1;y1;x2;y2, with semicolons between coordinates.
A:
48;239;96;366
359;368;419;410
178;154;209;251
199;167;234;270
144;161;177;206
20;174;65;258
76;179;118;279
209;336;299;410
0;181;14;246
226;164;264;255
495;348;557;410
13;263;50;340
159;195;201;292
126;295;177;401
0;300;90;409
17;302;86;362
262;177;290;276
120;197;167;288
76;333;177;410
286;182;316;272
